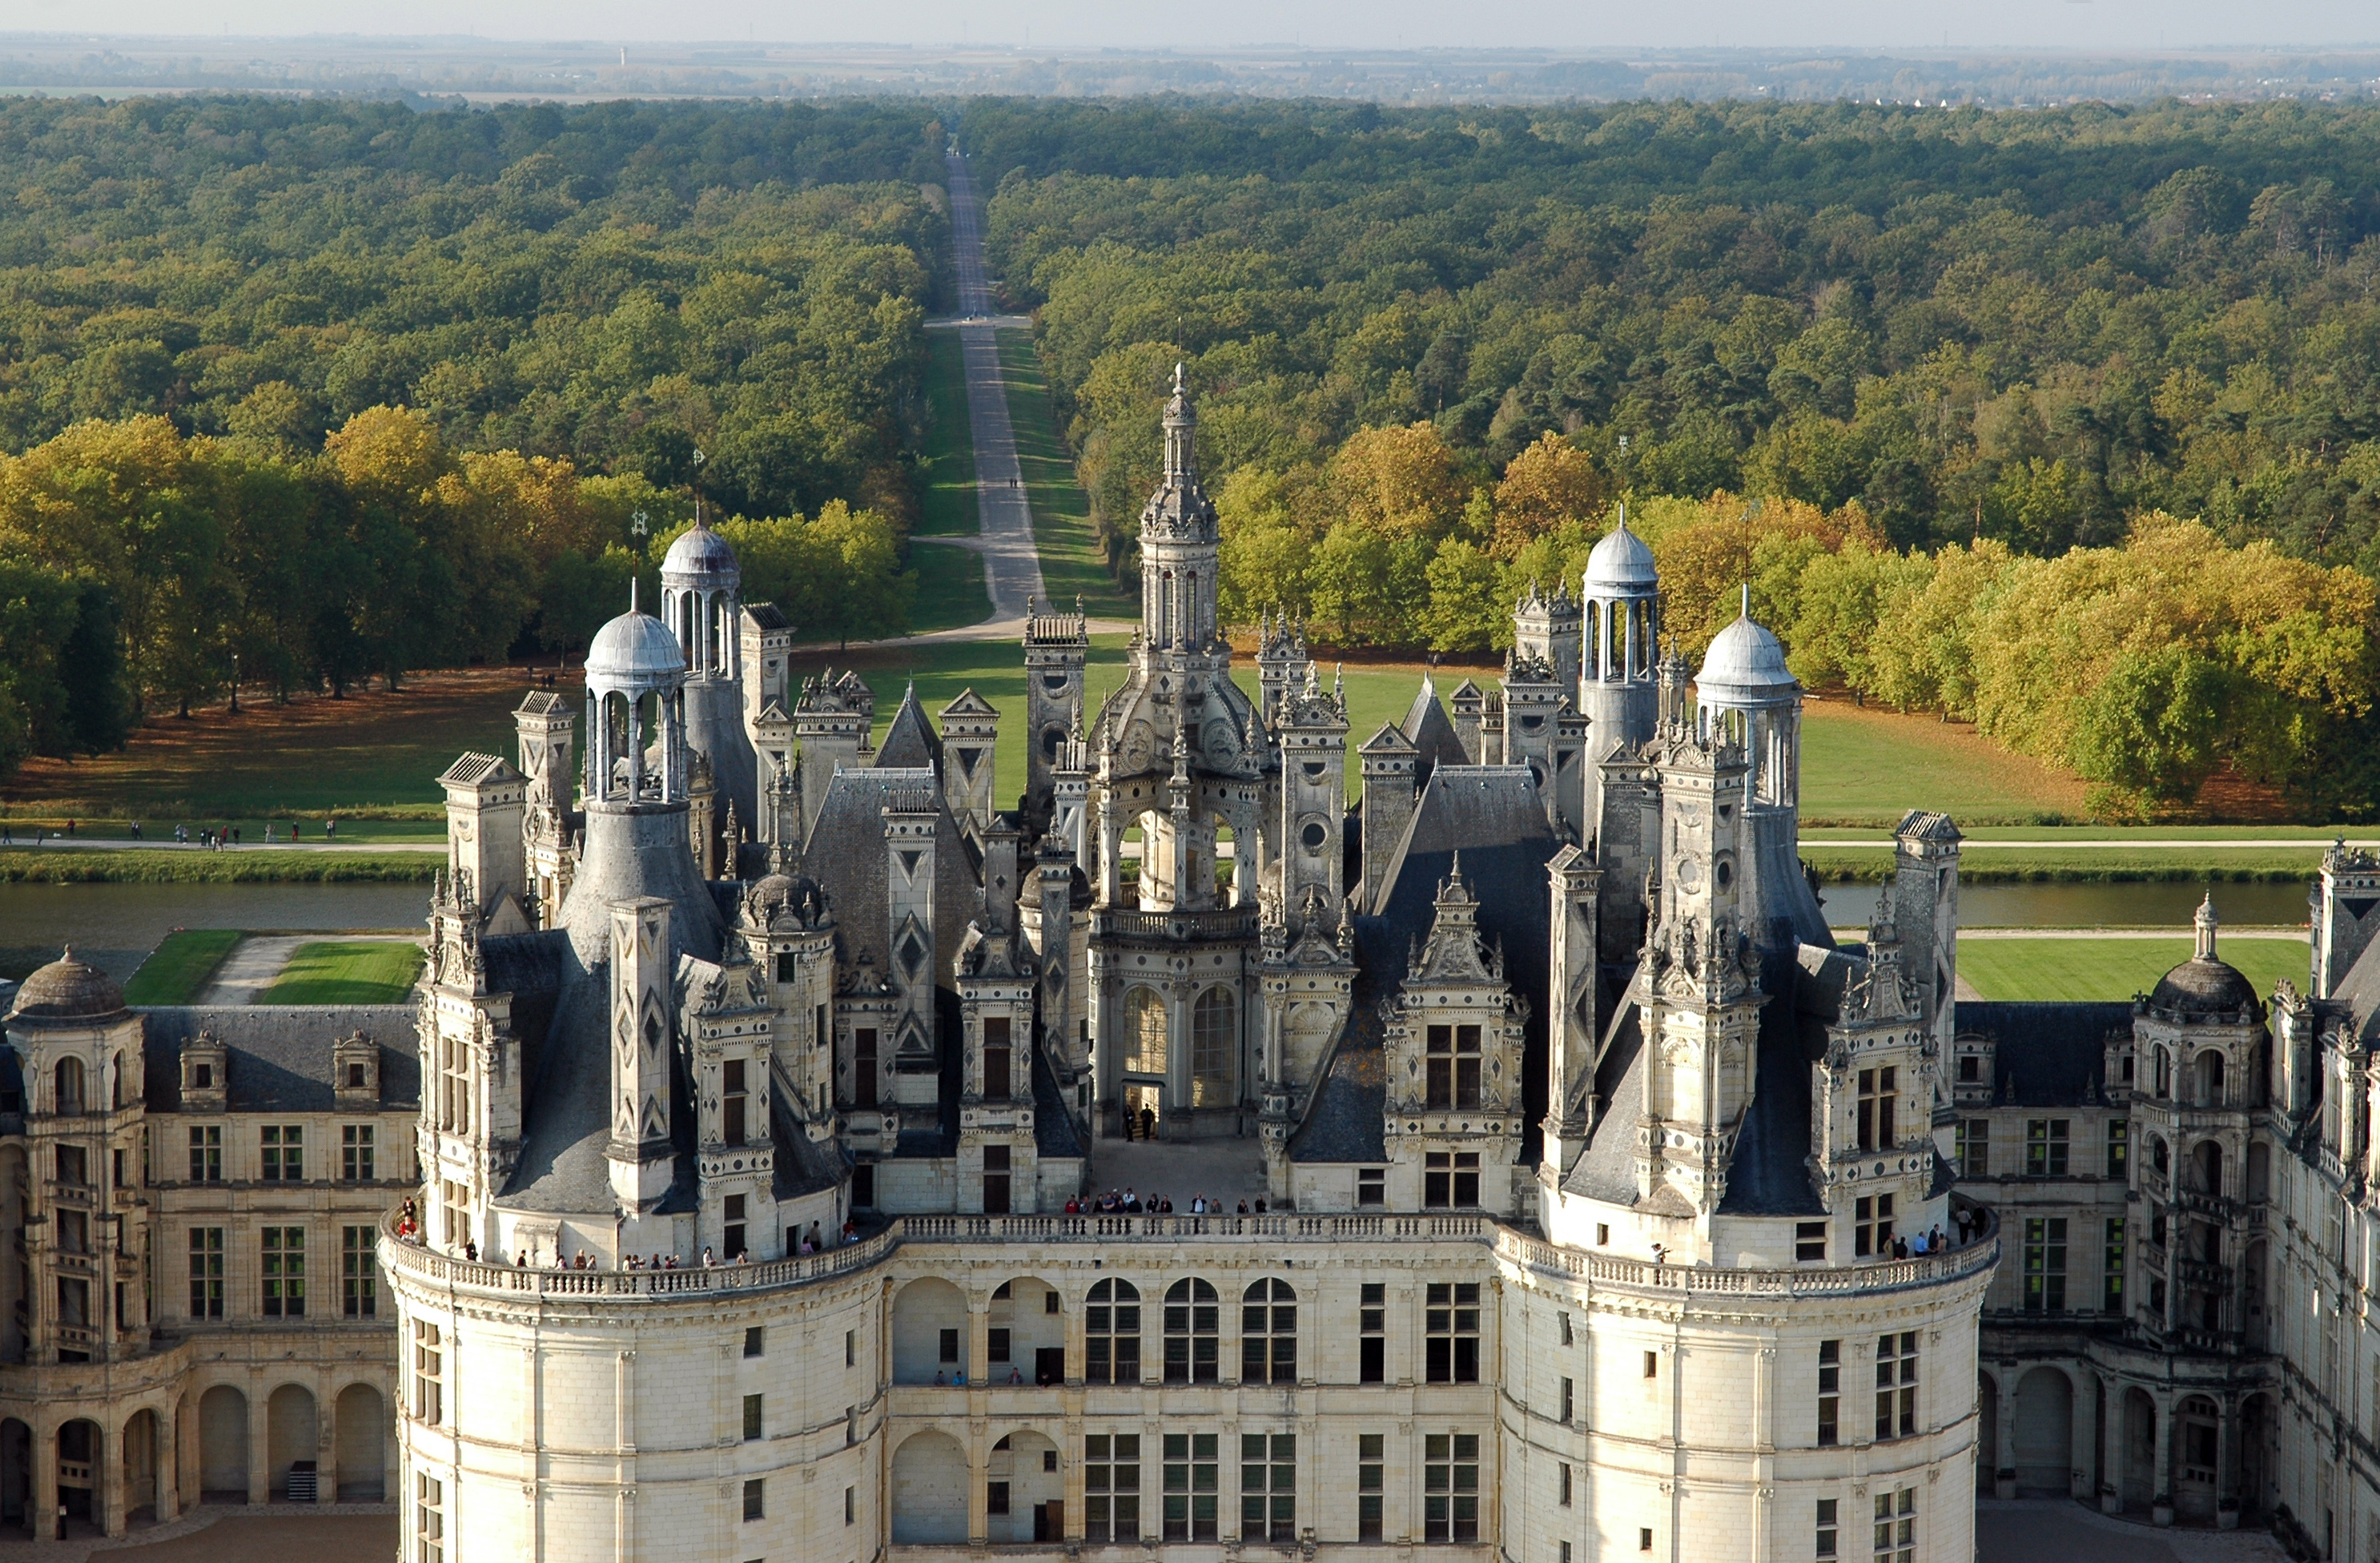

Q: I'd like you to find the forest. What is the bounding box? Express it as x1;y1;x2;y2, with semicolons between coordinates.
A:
971;97;2380;816
0;94;948;773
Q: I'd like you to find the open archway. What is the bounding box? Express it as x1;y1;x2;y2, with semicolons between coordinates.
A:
890;1431;967;1544
891;1277;967;1384
2012;1368;2072;1496
122;1408;161;1523
266;1384;316;1501
198;1386;248;1501
989;1279;1066;1385
335;1384;386;1501
988;1430;1063;1544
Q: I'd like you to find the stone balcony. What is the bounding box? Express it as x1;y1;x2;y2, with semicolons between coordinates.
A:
1498;1207;2001;1302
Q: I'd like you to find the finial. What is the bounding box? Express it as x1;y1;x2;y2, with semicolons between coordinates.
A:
630;577;639;613
1617;500;1628;532
1740;583;1750;619
2194;890;2218;962
1172;360;1185;395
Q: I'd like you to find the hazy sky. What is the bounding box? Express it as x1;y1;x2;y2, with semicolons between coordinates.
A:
16;1;2380;52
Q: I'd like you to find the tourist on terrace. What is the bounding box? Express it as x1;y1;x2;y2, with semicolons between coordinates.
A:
841;1219;858;1244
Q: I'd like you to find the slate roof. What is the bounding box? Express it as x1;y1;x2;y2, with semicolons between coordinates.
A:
439;752;514;787
875;684;944;769
802;766;981;987
1293;765;1558;1166
1954;1000;2133;1107
743;602;792;633
1034;1044;1086;1160
139;1006;421;1113
2333;935;2380;1045
1401;681;1473;785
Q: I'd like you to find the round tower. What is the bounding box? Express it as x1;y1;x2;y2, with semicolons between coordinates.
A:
1137;364;1220;653
1578;514;1660;834
662;517;760;850
557;587;723;964
1693;591;1827;947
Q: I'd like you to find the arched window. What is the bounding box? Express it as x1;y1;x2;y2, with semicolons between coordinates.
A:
1240;1279;1297;1384
2195;1051;2225;1107
52;1057;83;1116
109;1052;122;1111
1124;988;1168;1075
1087;1279;1141;1385
2153;1047;2171;1099
1163;1279;1218;1384
2150;1135;2170;1177
1191;988;1235;1107
2193;1140;2224;1198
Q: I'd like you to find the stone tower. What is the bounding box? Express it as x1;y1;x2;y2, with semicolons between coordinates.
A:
1578;512;1660;838
1023;600;1088;821
661;517;758;833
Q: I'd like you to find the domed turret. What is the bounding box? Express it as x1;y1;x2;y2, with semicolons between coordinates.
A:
2149;894;2262;1018
587;597;688;684
1695;600;1796;705
8;948;126;1023
662;519;741;587
1584;512;1658;592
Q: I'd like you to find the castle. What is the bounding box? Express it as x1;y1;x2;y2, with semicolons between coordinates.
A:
0;369;2372;1561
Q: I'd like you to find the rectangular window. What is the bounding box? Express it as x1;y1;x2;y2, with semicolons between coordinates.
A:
261;1226;305;1317
1854;1193;1896;1259
853;1027;878;1110
1240;1433;1295;1542
846;1486;854;1525
1422;1433;1478;1543
1357;1167;1385;1207
1425;1283;1480;1384
989;1327;1011;1364
2025;1119;2070;1176
260;1124;303;1182
342;1225;376;1318
1242;1281;1297;1384
1872;1488;1914;1563
187;1227;224;1320
1084;1432;1142;1542
342;1124;375;1181
987;1481;1009;1516
1424;1151;1480;1208
1425;1023;1482;1108
742;1393;763;1441
1817;1340;1839;1446
1558;1462;1572;1507
1815;1497;1838;1559
983;1017;1012;1101
2106;1119;2129;1179
1956;1118;1989;1178
1163;1432;1218;1541
1360;1283;1386;1383
1875;1332;1918;1440
1560;1376;1574;1424
983;1144;1011;1216
416;1473;444;1563
2023;1217;2069;1312
724;1057;749;1146
187;1125;222;1183
1795;1221;1827;1263
742;1479;764;1522
1357;1433;1384;1541
938;1328;959;1365
844;1329;854;1367
2104;1219;2127;1313
1856;1067;1897;1151
413;1320;443;1426
746;1326;766;1359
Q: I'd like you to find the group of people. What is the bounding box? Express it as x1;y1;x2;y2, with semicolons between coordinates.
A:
1063;1189;1268;1216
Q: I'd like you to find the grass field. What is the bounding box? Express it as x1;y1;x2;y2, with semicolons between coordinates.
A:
1799;698;2089;827
1958;935;2307;1002
907;540;993;633
1;667;529;823
261;940;425;1004
996;327;1139;620
0;850;438;884
914;329;979;539
122;929;243;1004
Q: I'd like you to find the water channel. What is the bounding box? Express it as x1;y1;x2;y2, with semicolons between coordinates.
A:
0;873;2315;987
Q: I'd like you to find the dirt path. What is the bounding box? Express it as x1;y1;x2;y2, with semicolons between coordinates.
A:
195;933;405;1005
939;147;1048;624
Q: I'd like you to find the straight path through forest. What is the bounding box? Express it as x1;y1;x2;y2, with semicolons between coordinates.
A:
929;145;1047;632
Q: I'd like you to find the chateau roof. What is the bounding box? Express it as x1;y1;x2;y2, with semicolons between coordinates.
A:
8;949;126;1024
439;752;516;788
1695;608;1795;701
1583;516;1658;593
139;1006;420;1112
875;684;943;769
803;765;981;986
662;520;740;582
587;606;686;682
1400;680;1473;782
742;601;791;633
1953;1001;2133;1107
516;689;571;717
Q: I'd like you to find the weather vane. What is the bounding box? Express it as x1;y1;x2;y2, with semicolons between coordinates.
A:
630;508;649;537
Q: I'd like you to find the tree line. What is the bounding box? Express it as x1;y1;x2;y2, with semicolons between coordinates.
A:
967;95;2380;817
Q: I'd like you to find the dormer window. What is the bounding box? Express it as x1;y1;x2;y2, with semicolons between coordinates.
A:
193;1064;212;1089
334;1031;380;1106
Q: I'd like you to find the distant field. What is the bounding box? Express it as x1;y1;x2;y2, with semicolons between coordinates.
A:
1803;846;2331;884
1798;698;2089;828
907;540;993;633
261;940;424;1004
0;850;439;885
996;327;1139;620
914;329;979;539
1958;935;2306;1002
122;929;243;1005
0;668;528;823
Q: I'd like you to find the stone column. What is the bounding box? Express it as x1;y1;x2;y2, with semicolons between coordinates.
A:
1995;1377;2017;1499
31;1417;57;1541
966;1419;987;1545
968;1296;991;1386
157;1402;180;1524
247;1391;270;1505
2152;1391;2175;1525
2069;1367;2097;1501
318;1379;340;1504
2216;1394;2239;1529
98;1422;123;1538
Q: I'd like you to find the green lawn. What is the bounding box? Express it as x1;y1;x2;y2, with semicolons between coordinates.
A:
907;540;993;633
0;850;437;884
123;930;244;1005
260;940;426;1005
1957;936;2307;1002
914;330;979;539
1796;699;2089;828
996;327;1138;619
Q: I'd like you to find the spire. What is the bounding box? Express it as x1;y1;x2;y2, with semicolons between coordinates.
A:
2194;891;2218;962
1740;582;1750;620
630;577;639;613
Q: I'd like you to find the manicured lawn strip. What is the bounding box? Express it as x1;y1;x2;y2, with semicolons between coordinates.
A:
260;941;426;1005
995;327;1138;619
123;930;244;1005
0;851;438;885
1796;699;2089;828
907;541;992;633
1803;846;2330;884
1803;824;2365;842
0;668;529;822
1958;936;2307;1002
913;329;979;539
